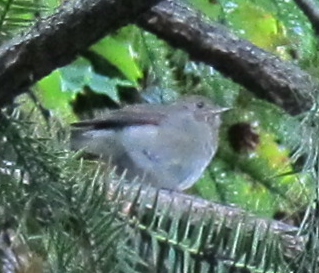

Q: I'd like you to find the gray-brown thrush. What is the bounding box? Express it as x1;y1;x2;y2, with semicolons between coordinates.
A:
71;95;227;190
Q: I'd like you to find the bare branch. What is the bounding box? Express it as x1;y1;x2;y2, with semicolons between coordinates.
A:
138;0;317;115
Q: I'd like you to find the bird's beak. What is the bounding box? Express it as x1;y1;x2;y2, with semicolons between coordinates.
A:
212;106;232;114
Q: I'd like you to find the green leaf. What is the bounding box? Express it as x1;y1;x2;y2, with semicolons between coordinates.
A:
90;26;143;84
59;57;133;103
36;69;76;122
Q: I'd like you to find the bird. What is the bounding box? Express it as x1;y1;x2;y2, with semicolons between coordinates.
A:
70;95;228;190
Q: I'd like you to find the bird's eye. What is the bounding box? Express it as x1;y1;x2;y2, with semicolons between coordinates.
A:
196;101;205;108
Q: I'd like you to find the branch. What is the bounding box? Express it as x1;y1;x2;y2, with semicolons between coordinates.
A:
0;0;317;115
138;0;317;115
0;0;161;106
116;183;306;264
293;0;319;35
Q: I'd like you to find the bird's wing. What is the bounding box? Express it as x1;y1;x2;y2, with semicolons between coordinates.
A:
71;107;166;129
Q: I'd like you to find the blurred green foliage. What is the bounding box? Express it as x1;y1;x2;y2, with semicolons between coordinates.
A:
187;0;316;61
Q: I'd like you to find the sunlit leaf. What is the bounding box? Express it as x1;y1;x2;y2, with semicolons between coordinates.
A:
90;27;143;84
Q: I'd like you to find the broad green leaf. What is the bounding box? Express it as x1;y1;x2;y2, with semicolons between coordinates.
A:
36;69;76;122
59;57;133;103
90;27;143;84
